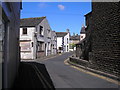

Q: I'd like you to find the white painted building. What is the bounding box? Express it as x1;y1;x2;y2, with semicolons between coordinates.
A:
56;29;70;53
20;17;57;60
80;26;86;41
0;2;21;89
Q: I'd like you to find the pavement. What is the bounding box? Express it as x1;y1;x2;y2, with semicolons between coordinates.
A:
36;52;120;89
12;62;55;89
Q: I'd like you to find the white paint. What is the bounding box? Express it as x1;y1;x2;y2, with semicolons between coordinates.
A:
20;27;35;59
20;18;57;59
57;37;62;53
2;2;21;88
64;33;70;52
80;33;86;41
20;27;35;41
57;32;70;53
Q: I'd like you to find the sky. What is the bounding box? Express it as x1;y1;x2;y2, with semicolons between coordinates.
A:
21;2;91;35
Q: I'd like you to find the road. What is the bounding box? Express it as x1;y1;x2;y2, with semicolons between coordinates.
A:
36;52;119;88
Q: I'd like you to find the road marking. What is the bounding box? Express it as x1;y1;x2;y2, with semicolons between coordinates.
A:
64;59;120;86
31;64;53;88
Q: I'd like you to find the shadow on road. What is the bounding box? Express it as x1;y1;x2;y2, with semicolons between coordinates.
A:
12;61;55;89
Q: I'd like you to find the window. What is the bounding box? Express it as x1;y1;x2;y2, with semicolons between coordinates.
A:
48;29;50;34
48;42;50;50
81;36;83;38
67;45;68;51
20;42;31;51
67;38;68;44
59;47;63;50
38;42;44;51
40;26;43;35
23;28;27;35
47;29;51;38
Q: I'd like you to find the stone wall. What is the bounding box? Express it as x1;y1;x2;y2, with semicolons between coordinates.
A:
89;2;120;77
37;51;45;58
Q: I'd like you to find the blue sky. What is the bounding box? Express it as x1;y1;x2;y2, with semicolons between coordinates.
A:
21;2;91;35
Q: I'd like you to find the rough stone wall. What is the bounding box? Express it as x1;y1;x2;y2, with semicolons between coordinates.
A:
84;12;92;61
37;51;45;58
76;44;81;57
89;2;120;77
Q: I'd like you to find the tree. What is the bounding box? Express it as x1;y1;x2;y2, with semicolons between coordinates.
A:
69;43;76;49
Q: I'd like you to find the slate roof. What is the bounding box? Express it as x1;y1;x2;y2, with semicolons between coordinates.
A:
80;26;86;34
56;32;68;37
84;11;92;16
20;17;46;27
76;38;86;45
70;35;80;40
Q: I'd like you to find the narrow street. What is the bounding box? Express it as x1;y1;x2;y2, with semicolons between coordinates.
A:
36;52;119;88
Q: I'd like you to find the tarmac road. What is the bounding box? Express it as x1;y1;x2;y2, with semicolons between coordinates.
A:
37;52;119;89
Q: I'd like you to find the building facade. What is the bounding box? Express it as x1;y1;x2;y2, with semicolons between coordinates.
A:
20;17;57;60
76;25;86;59
51;31;57;55
56;30;70;53
0;2;21;89
69;34;80;51
89;2;120;77
80;26;86;41
75;2;120;77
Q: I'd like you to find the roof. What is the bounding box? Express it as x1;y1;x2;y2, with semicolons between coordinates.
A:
20;17;46;27
70;35;80;40
76;38;86;45
84;11;92;16
56;32;68;37
80;26;86;34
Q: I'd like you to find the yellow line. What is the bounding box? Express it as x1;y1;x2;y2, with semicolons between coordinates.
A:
33;65;52;88
29;64;47;88
64;59;120;86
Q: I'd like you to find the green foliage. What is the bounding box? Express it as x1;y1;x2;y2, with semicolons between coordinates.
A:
69;43;76;49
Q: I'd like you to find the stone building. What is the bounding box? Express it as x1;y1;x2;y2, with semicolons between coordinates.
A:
80;26;86;41
50;31;57;55
76;26;86;59
75;2;120;78
89;2;120;77
0;2;22;89
69;34;80;51
20;17;57;59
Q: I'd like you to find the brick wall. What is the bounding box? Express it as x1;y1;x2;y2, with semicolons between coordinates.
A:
89;2;120;77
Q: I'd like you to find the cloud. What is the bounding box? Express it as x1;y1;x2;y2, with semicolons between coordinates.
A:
58;5;65;10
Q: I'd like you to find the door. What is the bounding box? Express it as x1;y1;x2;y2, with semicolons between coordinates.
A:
45;43;47;56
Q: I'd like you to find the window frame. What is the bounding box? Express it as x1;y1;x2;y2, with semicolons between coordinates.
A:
22;28;27;35
39;26;44;35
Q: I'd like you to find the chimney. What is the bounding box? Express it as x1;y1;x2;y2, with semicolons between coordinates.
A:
66;29;69;33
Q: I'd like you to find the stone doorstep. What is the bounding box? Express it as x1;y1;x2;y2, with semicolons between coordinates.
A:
67;59;120;82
